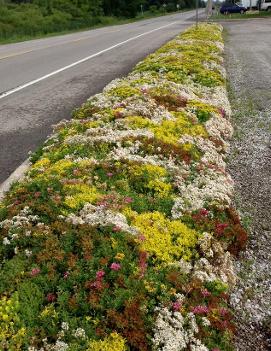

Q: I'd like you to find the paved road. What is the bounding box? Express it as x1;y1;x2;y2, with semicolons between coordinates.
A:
0;11;197;184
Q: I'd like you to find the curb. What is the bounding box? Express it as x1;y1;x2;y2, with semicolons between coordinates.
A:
0;159;31;201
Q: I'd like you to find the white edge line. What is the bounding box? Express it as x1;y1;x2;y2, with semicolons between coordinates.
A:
0;21;177;100
0;160;31;201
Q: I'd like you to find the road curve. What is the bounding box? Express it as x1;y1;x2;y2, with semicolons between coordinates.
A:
0;11;197;183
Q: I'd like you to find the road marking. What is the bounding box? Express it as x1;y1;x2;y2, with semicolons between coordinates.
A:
0;30;122;61
0;49;34;60
0;21;177;100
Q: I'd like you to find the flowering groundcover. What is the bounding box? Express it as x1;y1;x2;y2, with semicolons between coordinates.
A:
0;23;247;351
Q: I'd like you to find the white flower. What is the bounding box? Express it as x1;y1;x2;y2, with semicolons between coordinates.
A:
61;322;69;331
25;249;32;257
67;204;138;235
201;317;211;327
172;168;233;216
3;237;10;245
73;328;86;338
179;259;192;274
54;341;69;351
152;307;206;351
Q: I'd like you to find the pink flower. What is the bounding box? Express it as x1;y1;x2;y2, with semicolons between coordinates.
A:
199;208;209;217
138;251;148;278
219;307;228;316
215;223;228;236
172;301;182;311
192;305;209;314
115;103;124;108
91;280;103;290
124;197;133;204
107;172;113;177
221;320;228;329
113;226;121;232
34;192;41;198
219;107;226;118
110;262;121;271
138;234;146;242
31;268;41;276
201;289;211;297
97;200;107;207
53;195;61;203
212;349;221;351
114;110;123;118
63;271;69;279
46;293;56;302
96;270;105;280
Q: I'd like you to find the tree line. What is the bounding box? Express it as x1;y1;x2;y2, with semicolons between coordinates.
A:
0;0;205;41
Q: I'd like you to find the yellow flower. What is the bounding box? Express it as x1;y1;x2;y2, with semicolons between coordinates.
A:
88;332;127;351
40;306;58;319
32;157;50;170
126;211;199;264
115;253;125;261
130;164;167;178
64;183;100;209
147;179;172;197
170;288;177;295
48;159;74;175
144;281;157;293
160;284;167;291
127;112;207;145
111;238;117;249
0;293;26;348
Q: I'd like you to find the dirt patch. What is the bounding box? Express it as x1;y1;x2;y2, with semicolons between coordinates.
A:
224;19;271;350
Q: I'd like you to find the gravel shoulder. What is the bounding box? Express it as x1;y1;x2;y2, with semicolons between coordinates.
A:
224;19;271;350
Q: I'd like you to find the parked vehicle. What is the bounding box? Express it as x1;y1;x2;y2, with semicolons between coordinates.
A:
261;0;271;10
240;0;258;9
220;3;248;14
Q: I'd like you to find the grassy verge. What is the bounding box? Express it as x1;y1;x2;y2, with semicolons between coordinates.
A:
0;23;247;350
0;9;189;45
210;10;271;20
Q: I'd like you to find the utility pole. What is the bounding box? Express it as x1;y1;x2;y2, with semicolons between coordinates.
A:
196;0;199;28
206;0;213;18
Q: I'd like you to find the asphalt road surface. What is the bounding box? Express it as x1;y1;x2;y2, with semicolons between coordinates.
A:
0;11;197;184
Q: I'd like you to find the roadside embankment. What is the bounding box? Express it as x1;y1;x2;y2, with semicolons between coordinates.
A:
0;23;247;350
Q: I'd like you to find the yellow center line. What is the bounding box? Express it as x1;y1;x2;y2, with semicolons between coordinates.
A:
0;49;34;61
0;29;122;61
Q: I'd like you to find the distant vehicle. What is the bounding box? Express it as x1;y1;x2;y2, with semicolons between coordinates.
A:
239;0;258;9
261;0;271;10
220;3;248;14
